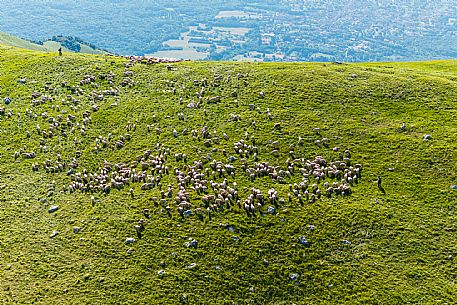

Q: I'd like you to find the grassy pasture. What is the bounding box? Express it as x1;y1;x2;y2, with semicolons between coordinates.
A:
0;46;456;304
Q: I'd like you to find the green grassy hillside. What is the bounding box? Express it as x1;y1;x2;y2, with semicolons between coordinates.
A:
0;32;105;54
0;45;456;304
0;32;47;51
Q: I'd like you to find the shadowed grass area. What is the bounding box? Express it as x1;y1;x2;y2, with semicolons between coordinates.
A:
0;45;456;304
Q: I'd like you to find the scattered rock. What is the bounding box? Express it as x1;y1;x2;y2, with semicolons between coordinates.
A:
184;238;198;248
158;270;165;275
50;230;58;238
342;240;351;245
299;236;309;246
306;225;316;231
267;206;276;214
188;263;197;269
423;134;431;141
4;97;11;105
290;273;298;280
125;237;136;244
73;227;81;233
451;185;457;190
183;210;192;217
48;205;59;213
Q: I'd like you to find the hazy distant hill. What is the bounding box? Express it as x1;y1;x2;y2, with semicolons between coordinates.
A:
0;31;107;54
0;31;47;51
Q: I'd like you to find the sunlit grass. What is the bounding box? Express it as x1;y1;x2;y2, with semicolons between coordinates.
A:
0;45;456;304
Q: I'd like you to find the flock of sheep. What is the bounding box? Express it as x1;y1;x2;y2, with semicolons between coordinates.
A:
6;56;363;240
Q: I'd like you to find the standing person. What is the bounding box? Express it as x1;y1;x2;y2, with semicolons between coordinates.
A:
58;48;62;56
377;176;385;193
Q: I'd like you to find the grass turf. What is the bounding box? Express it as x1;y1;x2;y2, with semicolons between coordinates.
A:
0;45;456;304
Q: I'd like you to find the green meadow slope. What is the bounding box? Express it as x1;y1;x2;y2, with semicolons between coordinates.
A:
0;45;456;304
0;32;105;54
0;32;47;51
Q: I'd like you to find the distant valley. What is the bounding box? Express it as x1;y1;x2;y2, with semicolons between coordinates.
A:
1;1;457;61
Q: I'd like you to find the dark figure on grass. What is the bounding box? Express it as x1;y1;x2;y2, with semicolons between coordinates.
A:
377;176;385;194
58;48;62;56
